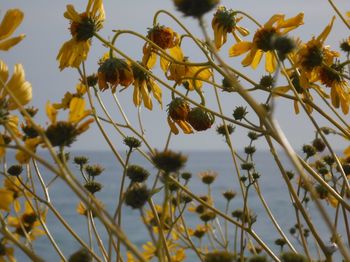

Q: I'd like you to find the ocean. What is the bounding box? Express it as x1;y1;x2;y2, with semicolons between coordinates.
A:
8;150;347;261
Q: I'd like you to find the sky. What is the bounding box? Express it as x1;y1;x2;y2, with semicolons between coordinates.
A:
1;0;349;151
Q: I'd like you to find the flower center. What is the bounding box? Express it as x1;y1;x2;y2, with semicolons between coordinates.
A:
215;9;237;32
301;45;324;70
319;64;342;88
254;28;277;52
70;13;96;41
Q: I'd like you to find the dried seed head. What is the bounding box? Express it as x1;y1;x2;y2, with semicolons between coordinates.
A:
84;181;103;194
124;183;150;209
126;165;150;183
7;165;23;176
151;150;187;173
123;136;142;149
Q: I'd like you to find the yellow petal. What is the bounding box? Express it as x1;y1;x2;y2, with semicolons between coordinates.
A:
330;86;340;109
177;120;193;134
236;25;249;37
0;60;9;85
15;137;42;164
150;81;162;108
76;118;94;134
0;135;5;158
46;101;57;124
241;48;257;67
160;56;170;73
264;14;284;28
133;82;141;107
251;49;263;69
69;97;87;123
0;9;24;41
265;51;276;73
5;64;32;110
344;146;350;157
57;39;90;71
327;195;338;208
140;82;152;110
167;117;179;135
229;41;252;56
214;24;223;49
272;86;290;96
0;34;25;51
317;16;335;44
0;189;14;211
294;100;300;114
169;45;184;61
7;115;21;138
278;13;304;34
145;52;157;69
64;5;81;23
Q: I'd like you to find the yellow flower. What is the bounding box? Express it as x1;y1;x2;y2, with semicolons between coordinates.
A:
294;17;338;87
76;200;103;217
167;98;193;135
142;241;186;262
163;46;212;90
57;0;105;70
3;176;29;212
318;62;350;114
273;68;328;114
212;6;249;49
8;200;46;240
44;98;94;148
0;241;16;262
142;25;180;69
0;9;25;51
131;62;162;110
229;13;304;73
0;60;32;110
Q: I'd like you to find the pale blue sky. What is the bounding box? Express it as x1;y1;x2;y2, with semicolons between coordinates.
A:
2;1;349;151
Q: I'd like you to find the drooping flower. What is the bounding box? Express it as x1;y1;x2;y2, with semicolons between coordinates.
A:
229;13;304;73
163;46;212;90
131;62;162;110
142;25;180;69
0;9;25;51
57;0;105;70
167;98;193;135
212;6;249;49
0;60;32;110
97;56;134;93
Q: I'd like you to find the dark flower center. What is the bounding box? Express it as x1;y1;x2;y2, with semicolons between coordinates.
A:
70;14;96;41
254;28;277;52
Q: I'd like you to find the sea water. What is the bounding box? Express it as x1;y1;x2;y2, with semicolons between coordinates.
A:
9;150;346;261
